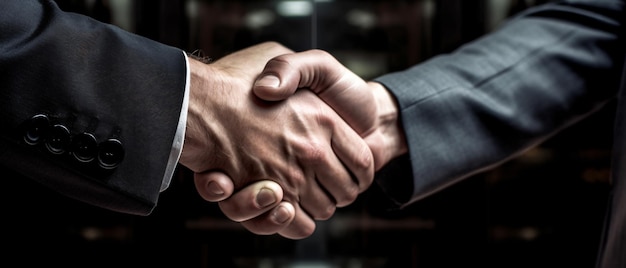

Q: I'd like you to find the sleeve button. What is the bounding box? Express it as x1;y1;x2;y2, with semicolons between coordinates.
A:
71;133;98;163
24;114;50;145
98;138;125;169
45;124;71;154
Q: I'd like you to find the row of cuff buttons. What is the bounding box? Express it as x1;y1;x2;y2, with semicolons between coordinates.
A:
23;114;125;169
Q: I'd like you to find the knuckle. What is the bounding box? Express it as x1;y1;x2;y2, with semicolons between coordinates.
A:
314;205;336;221
299;141;328;165
283;172;305;198
336;185;359;207
353;147;375;191
355;145;374;171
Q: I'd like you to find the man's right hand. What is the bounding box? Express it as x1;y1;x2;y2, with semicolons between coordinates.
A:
253;49;408;171
214;48;409;237
179;42;375;239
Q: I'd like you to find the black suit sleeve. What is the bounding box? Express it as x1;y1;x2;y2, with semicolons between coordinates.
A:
374;0;626;208
0;0;187;215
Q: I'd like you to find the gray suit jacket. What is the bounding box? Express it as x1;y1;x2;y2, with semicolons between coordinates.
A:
375;0;625;267
0;0;186;215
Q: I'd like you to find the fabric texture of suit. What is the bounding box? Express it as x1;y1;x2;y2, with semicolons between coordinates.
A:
374;0;625;267
0;0;186;215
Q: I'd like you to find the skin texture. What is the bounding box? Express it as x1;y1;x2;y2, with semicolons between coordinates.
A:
213;48;409;238
207;47;407;238
253;50;408;171
178;42;375;239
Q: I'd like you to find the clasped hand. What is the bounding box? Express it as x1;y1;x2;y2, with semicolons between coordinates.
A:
179;42;406;239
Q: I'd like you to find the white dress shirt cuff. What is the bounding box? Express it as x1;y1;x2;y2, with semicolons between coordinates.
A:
160;51;190;192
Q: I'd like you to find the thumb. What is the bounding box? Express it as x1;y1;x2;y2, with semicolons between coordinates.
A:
194;171;235;202
252;61;300;101
253;50;377;136
219;180;285;222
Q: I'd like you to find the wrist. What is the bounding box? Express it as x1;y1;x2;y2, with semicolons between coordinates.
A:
179;58;219;171
368;81;407;168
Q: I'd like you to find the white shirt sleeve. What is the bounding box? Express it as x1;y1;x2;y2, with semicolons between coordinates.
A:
160;51;191;192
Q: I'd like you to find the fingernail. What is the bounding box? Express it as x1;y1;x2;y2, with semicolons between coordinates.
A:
271;205;291;224
254;75;280;88
207;181;225;195
256;187;277;208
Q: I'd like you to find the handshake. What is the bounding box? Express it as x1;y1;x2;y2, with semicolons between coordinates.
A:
179;42;408;239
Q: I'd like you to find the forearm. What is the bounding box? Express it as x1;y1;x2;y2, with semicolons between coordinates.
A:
0;0;187;215
374;0;625;207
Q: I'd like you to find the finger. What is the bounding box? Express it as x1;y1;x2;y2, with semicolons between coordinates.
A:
194;171;235;202
218;180;284;222
253;49;376;136
330;112;375;194
299;173;337;219
292;90;373;206
364;131;388;171
240;201;295;235
277;203;317;239
298;135;361;208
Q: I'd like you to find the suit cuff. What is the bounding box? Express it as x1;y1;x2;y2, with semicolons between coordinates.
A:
160;51;190;192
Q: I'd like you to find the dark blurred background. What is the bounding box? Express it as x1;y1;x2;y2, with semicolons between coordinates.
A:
3;0;614;267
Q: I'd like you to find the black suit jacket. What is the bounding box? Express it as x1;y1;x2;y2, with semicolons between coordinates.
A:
0;0;186;215
374;0;625;267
